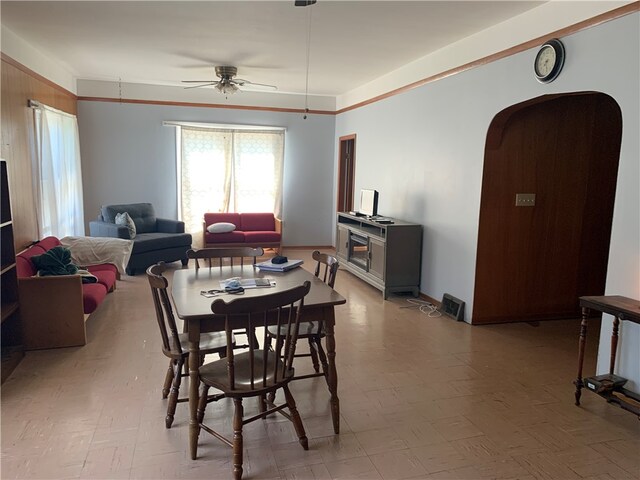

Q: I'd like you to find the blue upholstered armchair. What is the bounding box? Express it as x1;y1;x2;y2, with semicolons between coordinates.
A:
89;203;192;275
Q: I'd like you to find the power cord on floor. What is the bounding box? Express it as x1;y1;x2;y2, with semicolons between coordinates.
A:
401;298;442;317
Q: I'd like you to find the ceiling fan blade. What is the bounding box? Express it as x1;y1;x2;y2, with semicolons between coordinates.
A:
183;82;217;89
234;79;278;90
182;80;216;83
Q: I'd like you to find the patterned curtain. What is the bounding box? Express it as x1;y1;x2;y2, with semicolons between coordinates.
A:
179;127;284;246
233;131;284;217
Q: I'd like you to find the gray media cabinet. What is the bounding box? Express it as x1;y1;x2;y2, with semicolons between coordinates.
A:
336;212;422;299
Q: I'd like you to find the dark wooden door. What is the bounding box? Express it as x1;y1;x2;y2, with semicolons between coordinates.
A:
473;93;622;324
337;134;356;212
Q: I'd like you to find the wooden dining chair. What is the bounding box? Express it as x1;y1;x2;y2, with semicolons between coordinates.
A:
196;281;312;479
146;262;231;428
266;250;339;382
187;247;265;349
187;246;264;269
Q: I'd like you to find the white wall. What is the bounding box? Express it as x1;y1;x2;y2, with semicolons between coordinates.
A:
337;1;633;110
77;101;336;247
335;13;639;389
1;26;77;94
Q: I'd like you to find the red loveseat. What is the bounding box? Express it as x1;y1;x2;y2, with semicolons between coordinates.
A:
16;236;118;349
203;213;281;252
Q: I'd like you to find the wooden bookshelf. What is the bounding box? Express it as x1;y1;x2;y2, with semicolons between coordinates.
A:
1;159;23;383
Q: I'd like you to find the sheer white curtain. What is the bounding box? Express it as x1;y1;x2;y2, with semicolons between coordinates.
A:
179;126;284;246
179;127;232;237
33;105;85;238
233;131;284;214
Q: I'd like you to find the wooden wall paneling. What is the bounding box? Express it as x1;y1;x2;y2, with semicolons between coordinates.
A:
473;93;622;324
2;62;39;249
0;57;77;251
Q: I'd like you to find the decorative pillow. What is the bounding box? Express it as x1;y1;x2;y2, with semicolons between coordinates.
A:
207;222;236;234
115;212;136;239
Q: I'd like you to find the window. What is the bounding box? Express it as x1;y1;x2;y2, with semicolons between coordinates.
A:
176;125;284;242
32;104;85;238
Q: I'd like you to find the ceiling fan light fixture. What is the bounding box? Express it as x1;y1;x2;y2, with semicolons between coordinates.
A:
215;81;238;95
183;65;275;95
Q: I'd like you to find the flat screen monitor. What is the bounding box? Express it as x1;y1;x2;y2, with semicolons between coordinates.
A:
359;189;378;217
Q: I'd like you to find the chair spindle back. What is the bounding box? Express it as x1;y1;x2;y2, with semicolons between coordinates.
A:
147;263;183;357
210;281;311;392
187;247;265;269
312;250;339;288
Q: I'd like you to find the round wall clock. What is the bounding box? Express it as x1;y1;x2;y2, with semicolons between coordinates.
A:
534;38;565;83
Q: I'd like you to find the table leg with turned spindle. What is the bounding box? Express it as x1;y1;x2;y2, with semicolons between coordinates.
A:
609;316;620;375
574;307;589;406
323;307;340;434
188;319;201;460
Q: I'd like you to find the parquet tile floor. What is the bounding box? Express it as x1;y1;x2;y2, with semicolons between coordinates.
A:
2;249;638;479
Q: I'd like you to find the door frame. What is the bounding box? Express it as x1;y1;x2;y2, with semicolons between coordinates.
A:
337;134;356;213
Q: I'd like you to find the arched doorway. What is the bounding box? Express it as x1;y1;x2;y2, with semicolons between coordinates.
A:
473;92;622;324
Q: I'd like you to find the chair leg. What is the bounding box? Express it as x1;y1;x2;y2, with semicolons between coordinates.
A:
232;397;244;480
197;385;210;425
282;385;308;450
308;337;320;373
258;394;268;418
166;358;183;428
266;390;276;404
314;336;329;379
162;359;174;399
267;337;283;404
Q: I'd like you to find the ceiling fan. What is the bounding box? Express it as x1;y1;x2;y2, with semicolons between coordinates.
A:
182;66;277;95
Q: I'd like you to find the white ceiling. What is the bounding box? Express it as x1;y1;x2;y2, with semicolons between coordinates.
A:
1;1;546;97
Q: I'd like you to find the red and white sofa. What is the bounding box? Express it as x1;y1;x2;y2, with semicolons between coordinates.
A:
203;213;281;252
16;236;118;349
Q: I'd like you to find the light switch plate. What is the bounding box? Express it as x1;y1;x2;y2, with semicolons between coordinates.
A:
515;193;536;206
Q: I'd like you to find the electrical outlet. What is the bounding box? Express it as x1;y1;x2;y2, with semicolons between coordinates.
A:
515;193;535;206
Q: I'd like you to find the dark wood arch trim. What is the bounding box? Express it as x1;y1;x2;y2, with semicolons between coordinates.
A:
485;91;611;150
473;92;622;325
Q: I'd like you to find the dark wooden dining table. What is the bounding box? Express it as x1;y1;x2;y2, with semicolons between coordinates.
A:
171;264;347;459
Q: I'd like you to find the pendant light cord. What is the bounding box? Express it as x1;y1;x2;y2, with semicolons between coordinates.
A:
304;5;313;119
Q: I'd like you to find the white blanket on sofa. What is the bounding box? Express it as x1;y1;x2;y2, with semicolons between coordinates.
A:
61;236;133;275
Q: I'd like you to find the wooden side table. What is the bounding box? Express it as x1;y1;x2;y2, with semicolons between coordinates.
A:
575;295;640;417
